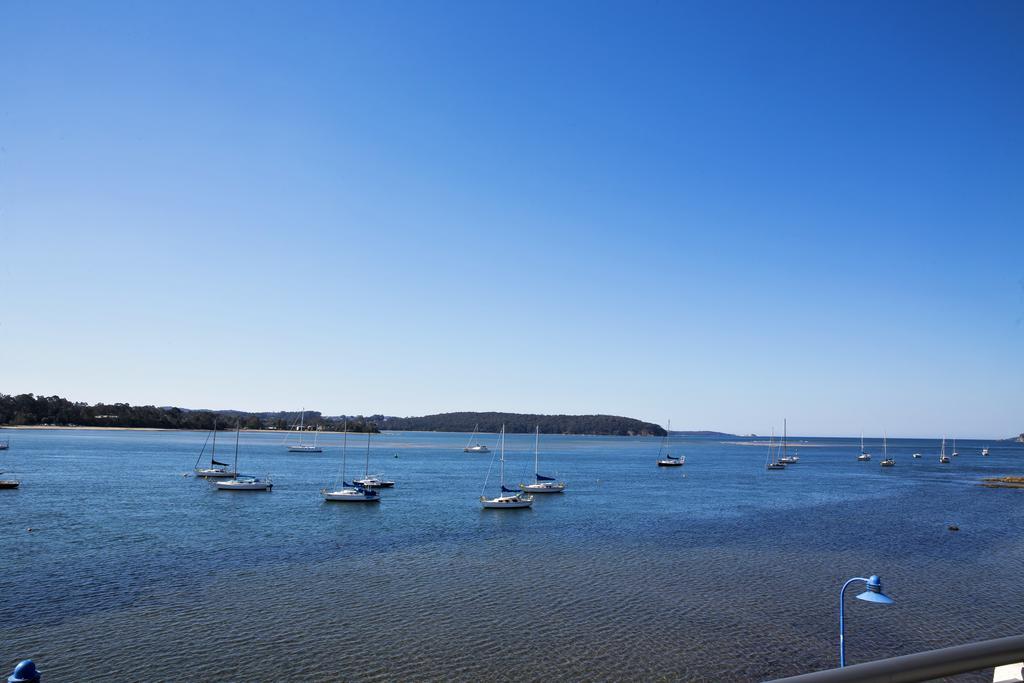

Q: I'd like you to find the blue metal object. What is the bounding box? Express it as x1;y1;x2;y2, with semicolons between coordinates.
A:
8;660;40;683
839;575;894;667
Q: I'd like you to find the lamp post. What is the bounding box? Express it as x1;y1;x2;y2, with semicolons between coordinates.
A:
839;574;894;667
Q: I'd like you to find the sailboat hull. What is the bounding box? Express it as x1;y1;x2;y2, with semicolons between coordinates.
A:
215;479;273;491
322;489;380;502
480;495;533;509
288;446;322;453
0;480;20;488
519;482;566;493
464;446;489;453
194;468;238;478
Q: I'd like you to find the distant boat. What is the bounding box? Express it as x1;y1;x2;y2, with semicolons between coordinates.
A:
912;453;922;459
766;427;785;470
463;424;491;453
214;424;273;491
287;409;323;453
880;435;895;467
857;433;871;461
982;447;990;457
193;421;238;478
779;445;800;465
0;438;9;450
352;431;395;489
657;419;685;466
480;425;533;509
939;437;950;464
0;477;19;489
519;426;566;494
321;420;379;502
951;439;959;457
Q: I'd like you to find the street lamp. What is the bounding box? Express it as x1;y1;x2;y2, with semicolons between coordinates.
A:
839;574;894;667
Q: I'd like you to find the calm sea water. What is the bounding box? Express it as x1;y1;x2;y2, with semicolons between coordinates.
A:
1;429;1022;681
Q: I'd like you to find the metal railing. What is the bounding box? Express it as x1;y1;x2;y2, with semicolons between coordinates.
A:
766;634;1024;683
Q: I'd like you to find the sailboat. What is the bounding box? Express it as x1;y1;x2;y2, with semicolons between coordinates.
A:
880;434;895;467
778;424;799;464
214;423;273;491
463;424;491;453
353;431;395;488
766;426;785;470
982;447;990;457
952;439;959;457
519;426;566;493
0;437;9;450
287;409;322;453
857;433;871;461
480;425;533;509
939;437;951;464
656;420;685;466
321;421;380;502
193;421;238;478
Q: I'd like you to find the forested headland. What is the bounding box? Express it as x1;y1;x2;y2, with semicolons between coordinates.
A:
373;412;665;436
0;395;665;436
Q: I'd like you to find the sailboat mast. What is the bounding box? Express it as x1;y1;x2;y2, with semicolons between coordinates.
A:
499;425;505;488
365;432;371;477
233;420;240;473
783;419;787;461
211;418;218;466
534;425;539;477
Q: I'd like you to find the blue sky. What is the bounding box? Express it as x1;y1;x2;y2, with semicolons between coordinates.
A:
1;1;1021;437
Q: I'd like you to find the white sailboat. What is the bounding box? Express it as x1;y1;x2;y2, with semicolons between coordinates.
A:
778;423;799;464
0;438;9;450
321;421;379;502
952;439;959;457
519;426;566;493
766;426;785;470
939;437;950;464
287;409;323;453
656;420;684;466
193;421;238;478
214;424;273;491
353;431;395;488
463;424;490;453
982;447;990;457
857;433;871;461
880;434;894;467
480;425;533;509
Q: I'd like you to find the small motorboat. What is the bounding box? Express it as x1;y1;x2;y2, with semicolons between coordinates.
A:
0;439;9;450
778;455;799;464
215;476;273;491
982;448;990;457
0;479;20;489
912;453;922;458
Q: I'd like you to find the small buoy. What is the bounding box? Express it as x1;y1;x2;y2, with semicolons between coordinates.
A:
948;525;960;531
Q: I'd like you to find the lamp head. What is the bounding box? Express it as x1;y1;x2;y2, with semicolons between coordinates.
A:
855;574;894;604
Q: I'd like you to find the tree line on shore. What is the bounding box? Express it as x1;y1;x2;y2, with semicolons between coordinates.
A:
1;394;666;436
372;411;666;436
0;394;378;432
